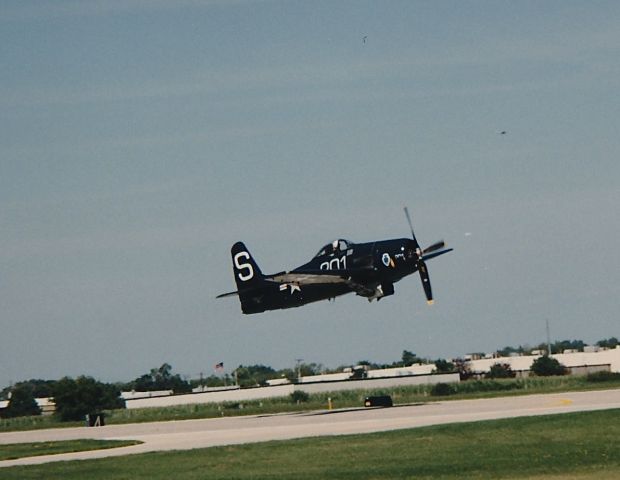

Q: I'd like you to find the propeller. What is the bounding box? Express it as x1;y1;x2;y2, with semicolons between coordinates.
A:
404;206;434;305
423;240;446;255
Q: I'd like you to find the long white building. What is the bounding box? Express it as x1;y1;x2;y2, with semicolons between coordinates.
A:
467;345;620;376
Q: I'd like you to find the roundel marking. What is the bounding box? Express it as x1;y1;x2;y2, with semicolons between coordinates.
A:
382;253;391;267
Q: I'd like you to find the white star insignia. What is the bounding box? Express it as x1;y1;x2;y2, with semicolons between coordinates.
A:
279;283;301;294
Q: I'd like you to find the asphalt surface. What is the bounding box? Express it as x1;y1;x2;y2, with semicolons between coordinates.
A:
1;389;620;468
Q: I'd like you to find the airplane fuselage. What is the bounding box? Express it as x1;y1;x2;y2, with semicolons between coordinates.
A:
234;238;420;314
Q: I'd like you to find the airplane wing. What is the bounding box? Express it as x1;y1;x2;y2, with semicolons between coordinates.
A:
269;267;373;286
216;269;368;299
217;252;451;298
269;272;348;285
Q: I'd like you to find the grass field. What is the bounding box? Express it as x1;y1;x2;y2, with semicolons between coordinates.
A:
2;409;620;479
0;440;141;461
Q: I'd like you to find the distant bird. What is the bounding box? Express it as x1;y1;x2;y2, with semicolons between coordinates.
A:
363;36;367;44
499;130;507;135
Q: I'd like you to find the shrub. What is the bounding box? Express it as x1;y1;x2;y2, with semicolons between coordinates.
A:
486;363;516;379
431;383;455;396
456;380;523;393
290;390;310;404
586;371;620;383
531;356;567;377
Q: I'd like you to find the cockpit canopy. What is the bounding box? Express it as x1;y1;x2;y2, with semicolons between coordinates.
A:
314;239;353;258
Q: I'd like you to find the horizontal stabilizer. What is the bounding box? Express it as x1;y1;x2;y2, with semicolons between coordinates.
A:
216;290;239;299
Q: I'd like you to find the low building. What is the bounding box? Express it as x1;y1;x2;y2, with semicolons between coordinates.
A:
121;390;174;400
466;345;620;377
36;397;55;416
192;385;241;393
298;363;436;383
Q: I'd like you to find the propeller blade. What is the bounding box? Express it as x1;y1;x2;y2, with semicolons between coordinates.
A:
423;240;445;255
404;206;436;305
403;206;420;248
418;261;434;305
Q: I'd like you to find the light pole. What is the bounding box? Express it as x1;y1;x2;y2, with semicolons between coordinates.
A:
546;319;552;356
295;358;303;382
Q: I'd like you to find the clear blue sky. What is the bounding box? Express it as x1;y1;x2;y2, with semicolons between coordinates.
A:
1;1;619;386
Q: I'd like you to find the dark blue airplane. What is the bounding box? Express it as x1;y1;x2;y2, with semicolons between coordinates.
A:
217;208;452;314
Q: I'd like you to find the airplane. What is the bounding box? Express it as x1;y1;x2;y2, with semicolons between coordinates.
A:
217;208;452;314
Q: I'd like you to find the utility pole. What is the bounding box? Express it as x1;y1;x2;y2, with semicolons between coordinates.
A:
295;358;304;382
546;319;552;356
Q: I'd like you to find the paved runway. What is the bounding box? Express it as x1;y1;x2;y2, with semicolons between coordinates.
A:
2;389;620;468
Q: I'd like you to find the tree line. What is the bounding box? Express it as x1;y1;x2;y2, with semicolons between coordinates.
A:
0;350;448;420
1;337;616;422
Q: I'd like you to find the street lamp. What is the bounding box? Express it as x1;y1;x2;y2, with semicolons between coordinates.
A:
295;358;303;382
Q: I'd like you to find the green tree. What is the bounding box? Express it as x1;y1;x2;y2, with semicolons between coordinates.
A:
486;363;516;379
550;339;585;354
434;359;456;373
530;356;567;377
597;337;619;349
2;383;41;418
401;350;421;366
298;362;323;377
52;376;125;421
130;363;191;394
497;345;526;357
1;379;56;401
234;365;277;387
190;374;233;389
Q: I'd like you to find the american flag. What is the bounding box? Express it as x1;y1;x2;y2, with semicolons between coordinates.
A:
214;362;224;372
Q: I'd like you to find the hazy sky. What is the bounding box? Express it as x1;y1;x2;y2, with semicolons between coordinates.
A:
2;1;619;387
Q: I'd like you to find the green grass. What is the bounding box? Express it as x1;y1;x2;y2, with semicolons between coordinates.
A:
0;439;141;461
0;416;82;433
2;376;619;433
2;409;620;479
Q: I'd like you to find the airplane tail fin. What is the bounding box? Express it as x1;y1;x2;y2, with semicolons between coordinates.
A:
216;242;276;314
226;242;272;314
231;241;264;290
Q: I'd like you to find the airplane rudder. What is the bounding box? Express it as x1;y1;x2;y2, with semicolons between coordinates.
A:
230;241;264;289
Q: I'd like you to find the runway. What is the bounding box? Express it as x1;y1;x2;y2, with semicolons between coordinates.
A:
2;389;620;468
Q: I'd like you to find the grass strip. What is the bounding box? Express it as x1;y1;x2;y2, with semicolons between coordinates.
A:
0;439;141;461
2;409;620;479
